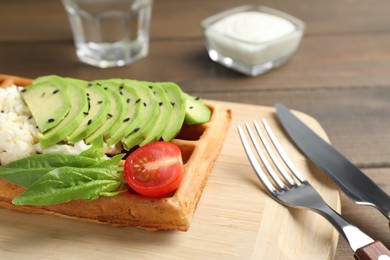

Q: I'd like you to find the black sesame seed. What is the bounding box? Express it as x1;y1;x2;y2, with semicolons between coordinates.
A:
48;118;55;123
127;98;130;103
87;119;92;125
0;110;4;113
119;91;123;95
159;102;163;106
104;87;108;90
97;100;103;104
86;93;90;96
96;82;102;86
52;89;59;94
41;92;46;97
143;102;147;107
87;83;92;87
119;85;124;90
28;116;32;120
123;117;130;122
21;88;27;92
107;113;113;118
195;97;200;100
170;102;175;107
133;127;140;133
153;91;157;95
189;106;194;109
148;86;153;89
83;112;89;115
135;98;141;103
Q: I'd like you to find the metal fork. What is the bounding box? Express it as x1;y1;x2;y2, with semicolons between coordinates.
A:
238;118;390;260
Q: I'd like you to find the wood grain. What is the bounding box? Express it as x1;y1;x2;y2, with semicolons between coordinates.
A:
201;87;390;168
2;0;390;41
2;34;390;90
0;102;340;259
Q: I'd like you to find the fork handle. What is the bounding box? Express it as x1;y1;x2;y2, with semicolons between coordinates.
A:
315;202;390;260
307;188;390;259
354;241;390;260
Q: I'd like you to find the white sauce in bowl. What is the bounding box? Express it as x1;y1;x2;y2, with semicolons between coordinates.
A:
203;8;304;76
210;12;296;44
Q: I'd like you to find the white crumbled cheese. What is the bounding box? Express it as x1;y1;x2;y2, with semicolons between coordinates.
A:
39;141;91;155
0;86;40;165
0;85;92;165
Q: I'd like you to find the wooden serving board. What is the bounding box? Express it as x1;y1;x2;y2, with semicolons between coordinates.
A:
0;101;340;260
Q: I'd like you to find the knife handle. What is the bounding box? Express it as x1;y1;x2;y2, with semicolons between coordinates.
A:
354;241;390;260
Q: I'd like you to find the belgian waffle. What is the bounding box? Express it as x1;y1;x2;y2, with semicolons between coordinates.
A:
0;74;232;231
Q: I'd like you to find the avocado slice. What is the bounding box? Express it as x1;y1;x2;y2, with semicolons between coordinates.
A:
138;82;173;146
183;93;211;125
27;75;207;149
104;80;144;147
39;79;89;149
67;83;110;143
21;80;71;132
85;85;127;144
121;80;160;150
158;82;186;141
33;75;84;85
33;75;62;84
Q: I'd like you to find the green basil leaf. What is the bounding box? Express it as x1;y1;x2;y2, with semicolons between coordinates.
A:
91;153;125;169
80;137;104;159
0;154;99;188
12;166;123;205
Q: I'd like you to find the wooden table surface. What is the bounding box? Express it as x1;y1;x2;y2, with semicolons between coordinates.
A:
2;1;390;259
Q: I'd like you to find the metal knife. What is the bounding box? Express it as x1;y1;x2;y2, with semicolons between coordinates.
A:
275;103;390;220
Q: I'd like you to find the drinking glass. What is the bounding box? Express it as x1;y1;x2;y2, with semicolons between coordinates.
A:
62;0;153;68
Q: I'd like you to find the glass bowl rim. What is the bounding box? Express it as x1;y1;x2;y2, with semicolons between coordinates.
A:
201;5;306;46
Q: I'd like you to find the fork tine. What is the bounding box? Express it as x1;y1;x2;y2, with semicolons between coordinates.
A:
253;120;295;187
244;122;287;190
237;125;276;193
261;118;306;183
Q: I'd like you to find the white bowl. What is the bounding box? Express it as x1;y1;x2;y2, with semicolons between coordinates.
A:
202;5;305;76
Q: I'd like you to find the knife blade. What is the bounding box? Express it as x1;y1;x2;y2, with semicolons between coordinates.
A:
275;103;390;220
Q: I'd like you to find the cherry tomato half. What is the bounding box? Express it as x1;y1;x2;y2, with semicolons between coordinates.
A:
124;141;184;198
